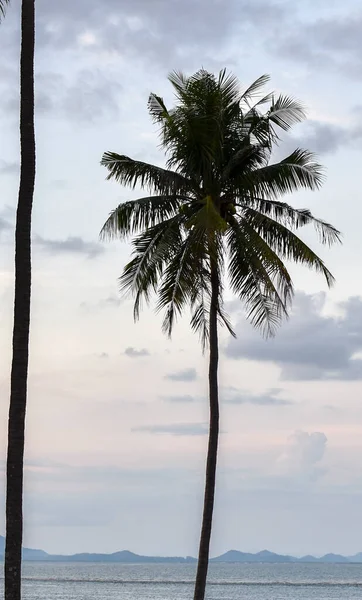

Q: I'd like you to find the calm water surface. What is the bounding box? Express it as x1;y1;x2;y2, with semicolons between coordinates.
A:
1;562;362;599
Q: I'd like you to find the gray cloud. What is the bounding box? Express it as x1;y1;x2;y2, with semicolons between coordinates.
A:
161;395;196;403
34;235;104;259
99;295;121;309
225;292;362;381
302;121;360;155
124;347;150;358
164;368;197;382
80;294;121;312
2;68;122;122
30;0;287;69
275;118;362;159
0;160;19;175
223;387;292;406
36;69;121;122
272;12;362;77
133;423;208;436
0;205;14;237
0;217;11;235
62;69;122;122
161;388;291;406
98;352;109;359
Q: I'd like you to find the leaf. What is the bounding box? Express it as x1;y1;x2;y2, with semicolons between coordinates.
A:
100;194;185;240
234;148;325;199
101;152;193;196
238;196;341;246
268;95;306;131
0;0;10;20
241;208;336;287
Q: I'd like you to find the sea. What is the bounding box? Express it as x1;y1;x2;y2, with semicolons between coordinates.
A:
1;562;362;599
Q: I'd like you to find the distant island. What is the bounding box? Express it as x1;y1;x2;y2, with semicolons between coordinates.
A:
0;537;361;563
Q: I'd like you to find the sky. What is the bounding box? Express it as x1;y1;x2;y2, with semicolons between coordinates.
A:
1;0;362;558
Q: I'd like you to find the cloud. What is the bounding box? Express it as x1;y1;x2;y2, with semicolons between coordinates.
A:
272;12;362;77
161;388;292;406
99;295;121;309
222;387;292;406
275;431;328;482
164;368;197;382
34;235;104;259
161;395;196;403
0;217;11;235
225;292;362;381
275;118;362;159
30;0;287;70
0;160;19;175
133;423;208;436
0;205;14;237
61;69;122;122
301;120;362;155
98;352;109;359
2;68;122;122
124;347;150;358
80;295;122;312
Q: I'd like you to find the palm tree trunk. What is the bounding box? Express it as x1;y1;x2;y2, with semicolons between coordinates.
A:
193;262;219;600
4;1;36;599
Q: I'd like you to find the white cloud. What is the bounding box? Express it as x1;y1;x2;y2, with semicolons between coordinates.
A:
275;431;328;482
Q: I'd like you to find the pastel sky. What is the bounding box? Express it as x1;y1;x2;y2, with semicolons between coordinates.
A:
1;0;362;558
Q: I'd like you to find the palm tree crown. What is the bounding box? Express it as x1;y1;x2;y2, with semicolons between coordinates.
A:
101;69;340;341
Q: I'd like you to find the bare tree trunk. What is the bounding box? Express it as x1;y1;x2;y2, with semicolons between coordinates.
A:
193;262;219;600
5;1;36;599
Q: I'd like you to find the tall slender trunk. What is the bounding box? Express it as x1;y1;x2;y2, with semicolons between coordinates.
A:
5;1;36;599
193;262;219;600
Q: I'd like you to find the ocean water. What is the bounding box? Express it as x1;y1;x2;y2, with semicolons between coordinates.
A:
1;562;362;599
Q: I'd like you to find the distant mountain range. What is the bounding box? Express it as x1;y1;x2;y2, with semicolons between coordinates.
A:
1;537;361;563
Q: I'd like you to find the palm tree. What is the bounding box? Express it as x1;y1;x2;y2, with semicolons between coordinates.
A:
100;70;340;600
4;1;36;599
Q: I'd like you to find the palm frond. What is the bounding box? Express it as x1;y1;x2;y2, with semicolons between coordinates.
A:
241;208;335;287
235;148;324;199
100;194;185;240
238;196;341;246
148;93;169;123
268;95;306;131
229;214;294;305
240;74;270;105
227;243;287;337
217;69;241;106
0;0;10;20
226;217;292;336
157;231;206;336
241;111;276;147
222;143;270;181
190;293;210;351
120;216;184;320
101;152;193;196
168;70;188;98
217;303;236;338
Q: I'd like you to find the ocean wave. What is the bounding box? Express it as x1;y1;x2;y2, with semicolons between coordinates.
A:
10;577;362;587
